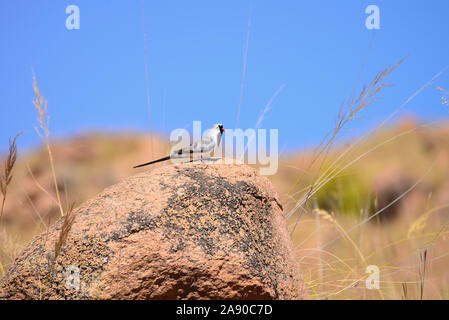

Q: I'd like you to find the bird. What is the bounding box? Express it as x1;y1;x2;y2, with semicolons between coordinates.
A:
133;123;226;168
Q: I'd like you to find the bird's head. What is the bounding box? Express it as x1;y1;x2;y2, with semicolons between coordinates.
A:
213;123;226;135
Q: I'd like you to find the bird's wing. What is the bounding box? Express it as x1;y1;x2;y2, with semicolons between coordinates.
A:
170;136;215;156
171;145;193;156
199;136;215;152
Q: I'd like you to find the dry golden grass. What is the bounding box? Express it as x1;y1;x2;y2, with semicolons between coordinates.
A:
32;71;64;218
275;61;449;300
0;131;23;276
289;208;449;299
0;132;22;227
53;202;76;263
280;122;449;299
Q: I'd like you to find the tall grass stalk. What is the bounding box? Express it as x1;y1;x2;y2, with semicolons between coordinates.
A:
285;62;448;208
0;132;22;276
47;202;76;282
437;86;449;107
286;59;405;221
235;3;252;129
289;121;437;214
419;248;428;300
0;132;23;228
402;282;408;300
286;61;449;228
240;84;286;162
54;202;76;262
141;0;154;159
32;72;64;217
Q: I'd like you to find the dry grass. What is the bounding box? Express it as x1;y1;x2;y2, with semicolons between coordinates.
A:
291;211;449;299
283;123;449;299
30;73;78;280
0;228;24;277
0;131;23;276
286;58;406;239
419;248;428;300
53;202;76;263
0;131;22;227
402;282;408;300
437;86;449;107
32;71;64;217
278;60;449;299
43;202;76;287
0;73;78;283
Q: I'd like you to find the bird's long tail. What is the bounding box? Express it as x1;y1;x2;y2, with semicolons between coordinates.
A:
133;156;171;168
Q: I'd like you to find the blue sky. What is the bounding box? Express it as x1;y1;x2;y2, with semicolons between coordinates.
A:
1;0;448;153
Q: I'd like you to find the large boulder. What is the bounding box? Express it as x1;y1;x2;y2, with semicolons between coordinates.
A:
0;162;306;299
